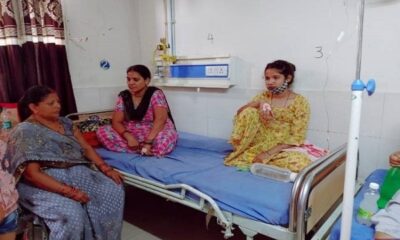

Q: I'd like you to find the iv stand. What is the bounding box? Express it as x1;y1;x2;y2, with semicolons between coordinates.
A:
340;0;376;239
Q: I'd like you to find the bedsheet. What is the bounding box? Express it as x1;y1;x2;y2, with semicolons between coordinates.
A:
329;169;388;240
96;132;293;226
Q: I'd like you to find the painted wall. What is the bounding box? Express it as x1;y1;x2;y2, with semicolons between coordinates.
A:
62;0;400;179
61;0;150;111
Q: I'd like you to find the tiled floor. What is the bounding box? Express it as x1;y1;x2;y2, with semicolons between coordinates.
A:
121;221;161;240
121;186;273;240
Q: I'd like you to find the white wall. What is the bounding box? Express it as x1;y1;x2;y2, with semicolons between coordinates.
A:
63;0;400;179
62;0;146;111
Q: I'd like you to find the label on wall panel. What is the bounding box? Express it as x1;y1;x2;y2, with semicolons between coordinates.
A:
170;64;229;79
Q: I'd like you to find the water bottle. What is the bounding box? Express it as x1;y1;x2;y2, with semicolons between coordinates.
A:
2;110;12;129
377;167;400;209
250;163;297;182
1;108;13;139
357;182;380;226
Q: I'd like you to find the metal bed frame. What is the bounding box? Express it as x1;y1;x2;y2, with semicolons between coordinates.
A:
67;110;347;240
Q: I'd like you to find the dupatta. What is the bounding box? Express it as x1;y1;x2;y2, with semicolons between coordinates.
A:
2;117;89;181
119;86;175;124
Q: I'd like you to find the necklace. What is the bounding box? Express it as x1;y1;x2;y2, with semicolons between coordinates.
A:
270;91;292;108
31;117;65;134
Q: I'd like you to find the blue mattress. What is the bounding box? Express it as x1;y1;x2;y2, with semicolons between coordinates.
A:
329;169;388;240
96;132;293;226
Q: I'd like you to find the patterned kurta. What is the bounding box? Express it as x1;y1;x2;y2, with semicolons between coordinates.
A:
97;89;178;156
2;118;125;240
224;92;311;172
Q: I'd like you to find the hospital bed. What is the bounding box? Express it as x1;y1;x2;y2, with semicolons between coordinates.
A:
329;169;387;240
67;110;347;240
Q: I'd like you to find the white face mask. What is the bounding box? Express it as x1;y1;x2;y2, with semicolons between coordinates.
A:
270;79;289;94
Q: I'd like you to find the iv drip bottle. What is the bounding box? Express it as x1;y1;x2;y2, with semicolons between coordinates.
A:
250;163;297;182
357;182;380;226
377;167;400;209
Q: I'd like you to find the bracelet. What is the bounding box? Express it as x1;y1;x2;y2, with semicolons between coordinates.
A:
60;185;77;198
144;139;153;145
97;163;112;173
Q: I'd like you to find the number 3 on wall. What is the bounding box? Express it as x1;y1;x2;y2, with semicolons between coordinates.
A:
315;46;323;59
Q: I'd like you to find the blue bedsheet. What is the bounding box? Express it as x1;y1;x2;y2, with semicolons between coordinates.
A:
329;169;388;240
96;132;293;226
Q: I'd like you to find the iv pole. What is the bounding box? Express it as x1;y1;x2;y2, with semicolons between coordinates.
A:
340;0;376;239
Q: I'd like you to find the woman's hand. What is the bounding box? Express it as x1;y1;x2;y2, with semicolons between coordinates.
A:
0;204;5;222
258;101;274;125
140;143;153;156
105;169;123;185
389;151;400;167
71;189;90;203
98;163;123;184
253;151;273;163
61;186;90;204
124;133;140;150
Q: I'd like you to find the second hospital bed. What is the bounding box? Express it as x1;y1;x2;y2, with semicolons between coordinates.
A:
329;169;388;240
68;111;347;240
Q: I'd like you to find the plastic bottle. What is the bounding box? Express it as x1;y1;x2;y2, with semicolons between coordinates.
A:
357;182;380;226
377;167;400;209
2;109;12;129
250;163;297;182
1;109;13;139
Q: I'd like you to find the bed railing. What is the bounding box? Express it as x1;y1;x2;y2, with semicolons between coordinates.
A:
290;143;347;240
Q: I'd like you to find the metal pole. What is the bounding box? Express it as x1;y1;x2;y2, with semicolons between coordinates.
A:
340;1;366;239
340;88;363;240
355;0;365;80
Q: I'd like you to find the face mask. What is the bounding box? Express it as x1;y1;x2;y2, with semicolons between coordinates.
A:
270;79;289;94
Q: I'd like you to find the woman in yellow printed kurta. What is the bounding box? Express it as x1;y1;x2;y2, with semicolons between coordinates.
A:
224;60;311;172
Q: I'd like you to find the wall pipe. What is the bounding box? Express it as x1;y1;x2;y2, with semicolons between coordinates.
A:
164;0;176;56
169;0;176;56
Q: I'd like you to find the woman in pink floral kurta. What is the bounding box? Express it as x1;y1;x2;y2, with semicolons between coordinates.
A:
97;65;177;156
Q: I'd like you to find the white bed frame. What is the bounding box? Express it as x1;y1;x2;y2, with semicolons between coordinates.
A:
67;110;347;240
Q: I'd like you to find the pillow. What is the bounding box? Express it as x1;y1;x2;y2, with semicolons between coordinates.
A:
75;115;111;147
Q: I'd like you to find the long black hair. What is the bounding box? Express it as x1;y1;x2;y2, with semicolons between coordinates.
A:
18;85;55;121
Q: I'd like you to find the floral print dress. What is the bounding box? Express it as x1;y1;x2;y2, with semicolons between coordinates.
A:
97;90;178;156
224;92;311;172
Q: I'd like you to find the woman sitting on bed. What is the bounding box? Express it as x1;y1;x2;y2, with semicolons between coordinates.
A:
2;85;124;240
224;60;311;172
97;64;178;156
372;150;400;240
